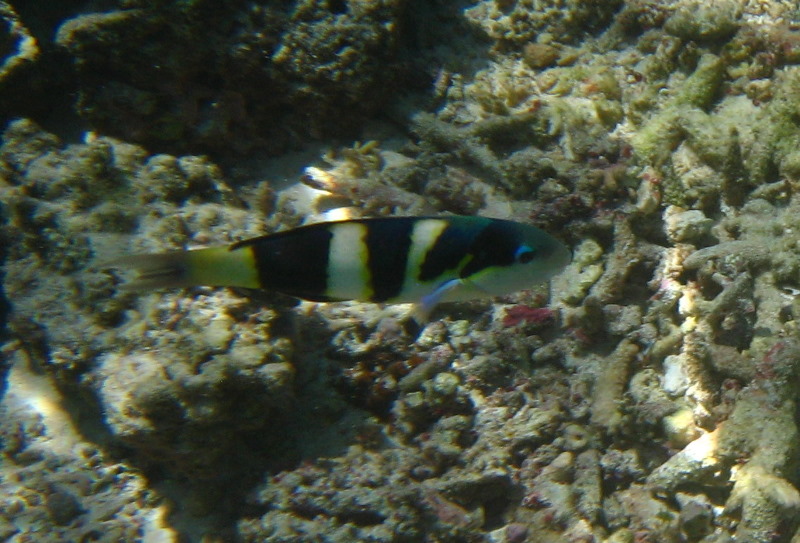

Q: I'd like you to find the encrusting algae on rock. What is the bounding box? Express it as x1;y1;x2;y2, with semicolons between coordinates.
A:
6;0;800;541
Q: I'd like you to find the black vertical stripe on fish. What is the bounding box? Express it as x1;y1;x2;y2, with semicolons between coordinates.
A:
237;225;333;300
418;218;484;282
365;218;414;302
459;219;521;278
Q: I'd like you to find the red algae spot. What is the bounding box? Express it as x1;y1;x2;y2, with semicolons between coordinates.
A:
503;305;555;328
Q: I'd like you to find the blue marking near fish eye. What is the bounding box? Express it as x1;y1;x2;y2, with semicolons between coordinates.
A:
515;245;536;264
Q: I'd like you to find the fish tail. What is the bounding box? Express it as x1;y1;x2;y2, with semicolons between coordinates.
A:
106;250;196;290
106;246;260;291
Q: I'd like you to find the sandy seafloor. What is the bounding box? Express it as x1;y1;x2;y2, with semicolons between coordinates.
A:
5;0;800;541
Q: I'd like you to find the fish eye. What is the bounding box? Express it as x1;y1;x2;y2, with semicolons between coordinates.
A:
516;245;536;264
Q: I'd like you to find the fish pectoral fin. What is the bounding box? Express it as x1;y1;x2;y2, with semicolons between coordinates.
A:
410;279;464;323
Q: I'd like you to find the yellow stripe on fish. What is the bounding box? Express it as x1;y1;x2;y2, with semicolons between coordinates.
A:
326;221;372;301
400;218;450;301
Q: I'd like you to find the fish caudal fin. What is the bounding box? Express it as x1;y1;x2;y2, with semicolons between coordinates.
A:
106;246;260;291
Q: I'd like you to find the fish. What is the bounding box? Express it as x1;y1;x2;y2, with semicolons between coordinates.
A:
109;216;571;319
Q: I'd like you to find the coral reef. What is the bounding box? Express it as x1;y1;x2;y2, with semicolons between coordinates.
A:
0;2;38;84
464;0;624;47
0;344;175;541
7;0;800;541
0;0;429;156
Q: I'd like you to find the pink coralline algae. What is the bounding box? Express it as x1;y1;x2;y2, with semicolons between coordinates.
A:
503;305;555;328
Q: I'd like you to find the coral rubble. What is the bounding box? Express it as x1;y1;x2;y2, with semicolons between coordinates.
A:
6;0;800;541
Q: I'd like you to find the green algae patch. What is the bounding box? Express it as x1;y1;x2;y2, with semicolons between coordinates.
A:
631;53;724;166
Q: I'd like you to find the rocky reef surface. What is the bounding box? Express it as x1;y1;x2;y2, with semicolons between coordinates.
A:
4;0;800;541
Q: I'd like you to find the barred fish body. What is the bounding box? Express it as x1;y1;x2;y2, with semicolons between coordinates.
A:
111;216;570;310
